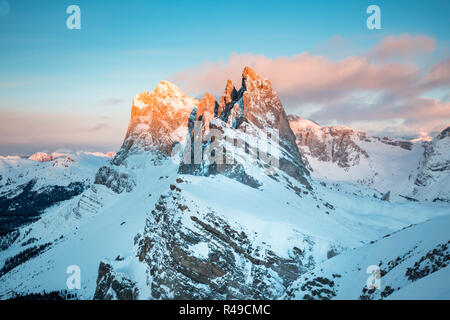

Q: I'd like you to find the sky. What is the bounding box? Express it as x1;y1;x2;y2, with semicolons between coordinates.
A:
0;0;449;155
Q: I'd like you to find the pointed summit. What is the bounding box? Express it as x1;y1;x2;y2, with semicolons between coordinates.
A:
197;92;217;120
242;66;262;81
151;80;186;99
217;80;238;117
180;66;311;189
241;65;272;93
114;82;200;163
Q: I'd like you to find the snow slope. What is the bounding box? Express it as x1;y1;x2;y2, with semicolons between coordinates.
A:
0;152;113;236
289;116;450;202
284;214;450;300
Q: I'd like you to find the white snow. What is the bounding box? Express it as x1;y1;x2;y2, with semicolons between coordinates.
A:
189;242;209;260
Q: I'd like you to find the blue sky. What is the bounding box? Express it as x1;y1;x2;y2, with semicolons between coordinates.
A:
0;0;449;154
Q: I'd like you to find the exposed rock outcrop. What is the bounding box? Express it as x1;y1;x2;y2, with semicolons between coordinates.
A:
94;262;139;300
288;115;369;168
94;166;135;194
95;187;314;300
412;126;450;201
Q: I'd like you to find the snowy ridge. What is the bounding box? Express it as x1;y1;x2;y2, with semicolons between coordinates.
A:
0;152;113;236
284;214;450;300
289;116;450;202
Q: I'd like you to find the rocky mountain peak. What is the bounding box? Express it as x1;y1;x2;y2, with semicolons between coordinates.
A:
112;67;311;189
28;152;53;162
180;67;311;189
218;80;238;117
288;115;369;168
242;65;262;82
197;92;217;120
113;82;199;164
242;65;271;91
131;80;196;115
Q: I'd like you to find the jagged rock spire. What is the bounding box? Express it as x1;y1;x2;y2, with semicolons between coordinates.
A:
181;66;311;189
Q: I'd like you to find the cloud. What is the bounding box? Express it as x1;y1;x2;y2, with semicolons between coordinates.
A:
99;98;123;106
368;34;436;61
170;34;449;137
423;59;450;88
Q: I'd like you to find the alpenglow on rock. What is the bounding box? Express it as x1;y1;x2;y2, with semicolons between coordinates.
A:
179;66;311;189
112;80;200;165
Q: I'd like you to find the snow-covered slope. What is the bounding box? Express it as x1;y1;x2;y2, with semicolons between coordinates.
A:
283;214;450;300
0;152;113;236
0;67;448;300
289;115;450;202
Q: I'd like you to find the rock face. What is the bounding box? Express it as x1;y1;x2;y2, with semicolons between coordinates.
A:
113;81;200;165
288;115;449;202
412;127;450;201
106;67;311;191
94;262;138;300
179;67;311;189
94;167;135;194
94;183;317;300
288;115;369;168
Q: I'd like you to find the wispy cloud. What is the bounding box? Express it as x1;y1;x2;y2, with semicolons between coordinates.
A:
368;34;436;61
98;98;123;106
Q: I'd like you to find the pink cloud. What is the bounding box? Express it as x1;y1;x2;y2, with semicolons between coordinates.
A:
171;52;419;103
424;59;450;87
368;34;436;61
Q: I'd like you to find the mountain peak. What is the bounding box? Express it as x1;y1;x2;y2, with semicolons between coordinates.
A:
29;152;53;162
115;81;199;162
152;80;183;96
242;66;261;81
288;115;321;130
197;92;217;120
201;92;215;102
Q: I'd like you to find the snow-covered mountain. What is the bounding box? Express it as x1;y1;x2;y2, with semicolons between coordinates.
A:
0;67;448;300
412;127;450;202
288;115;450;202
283;214;450;300
0;152;113;237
